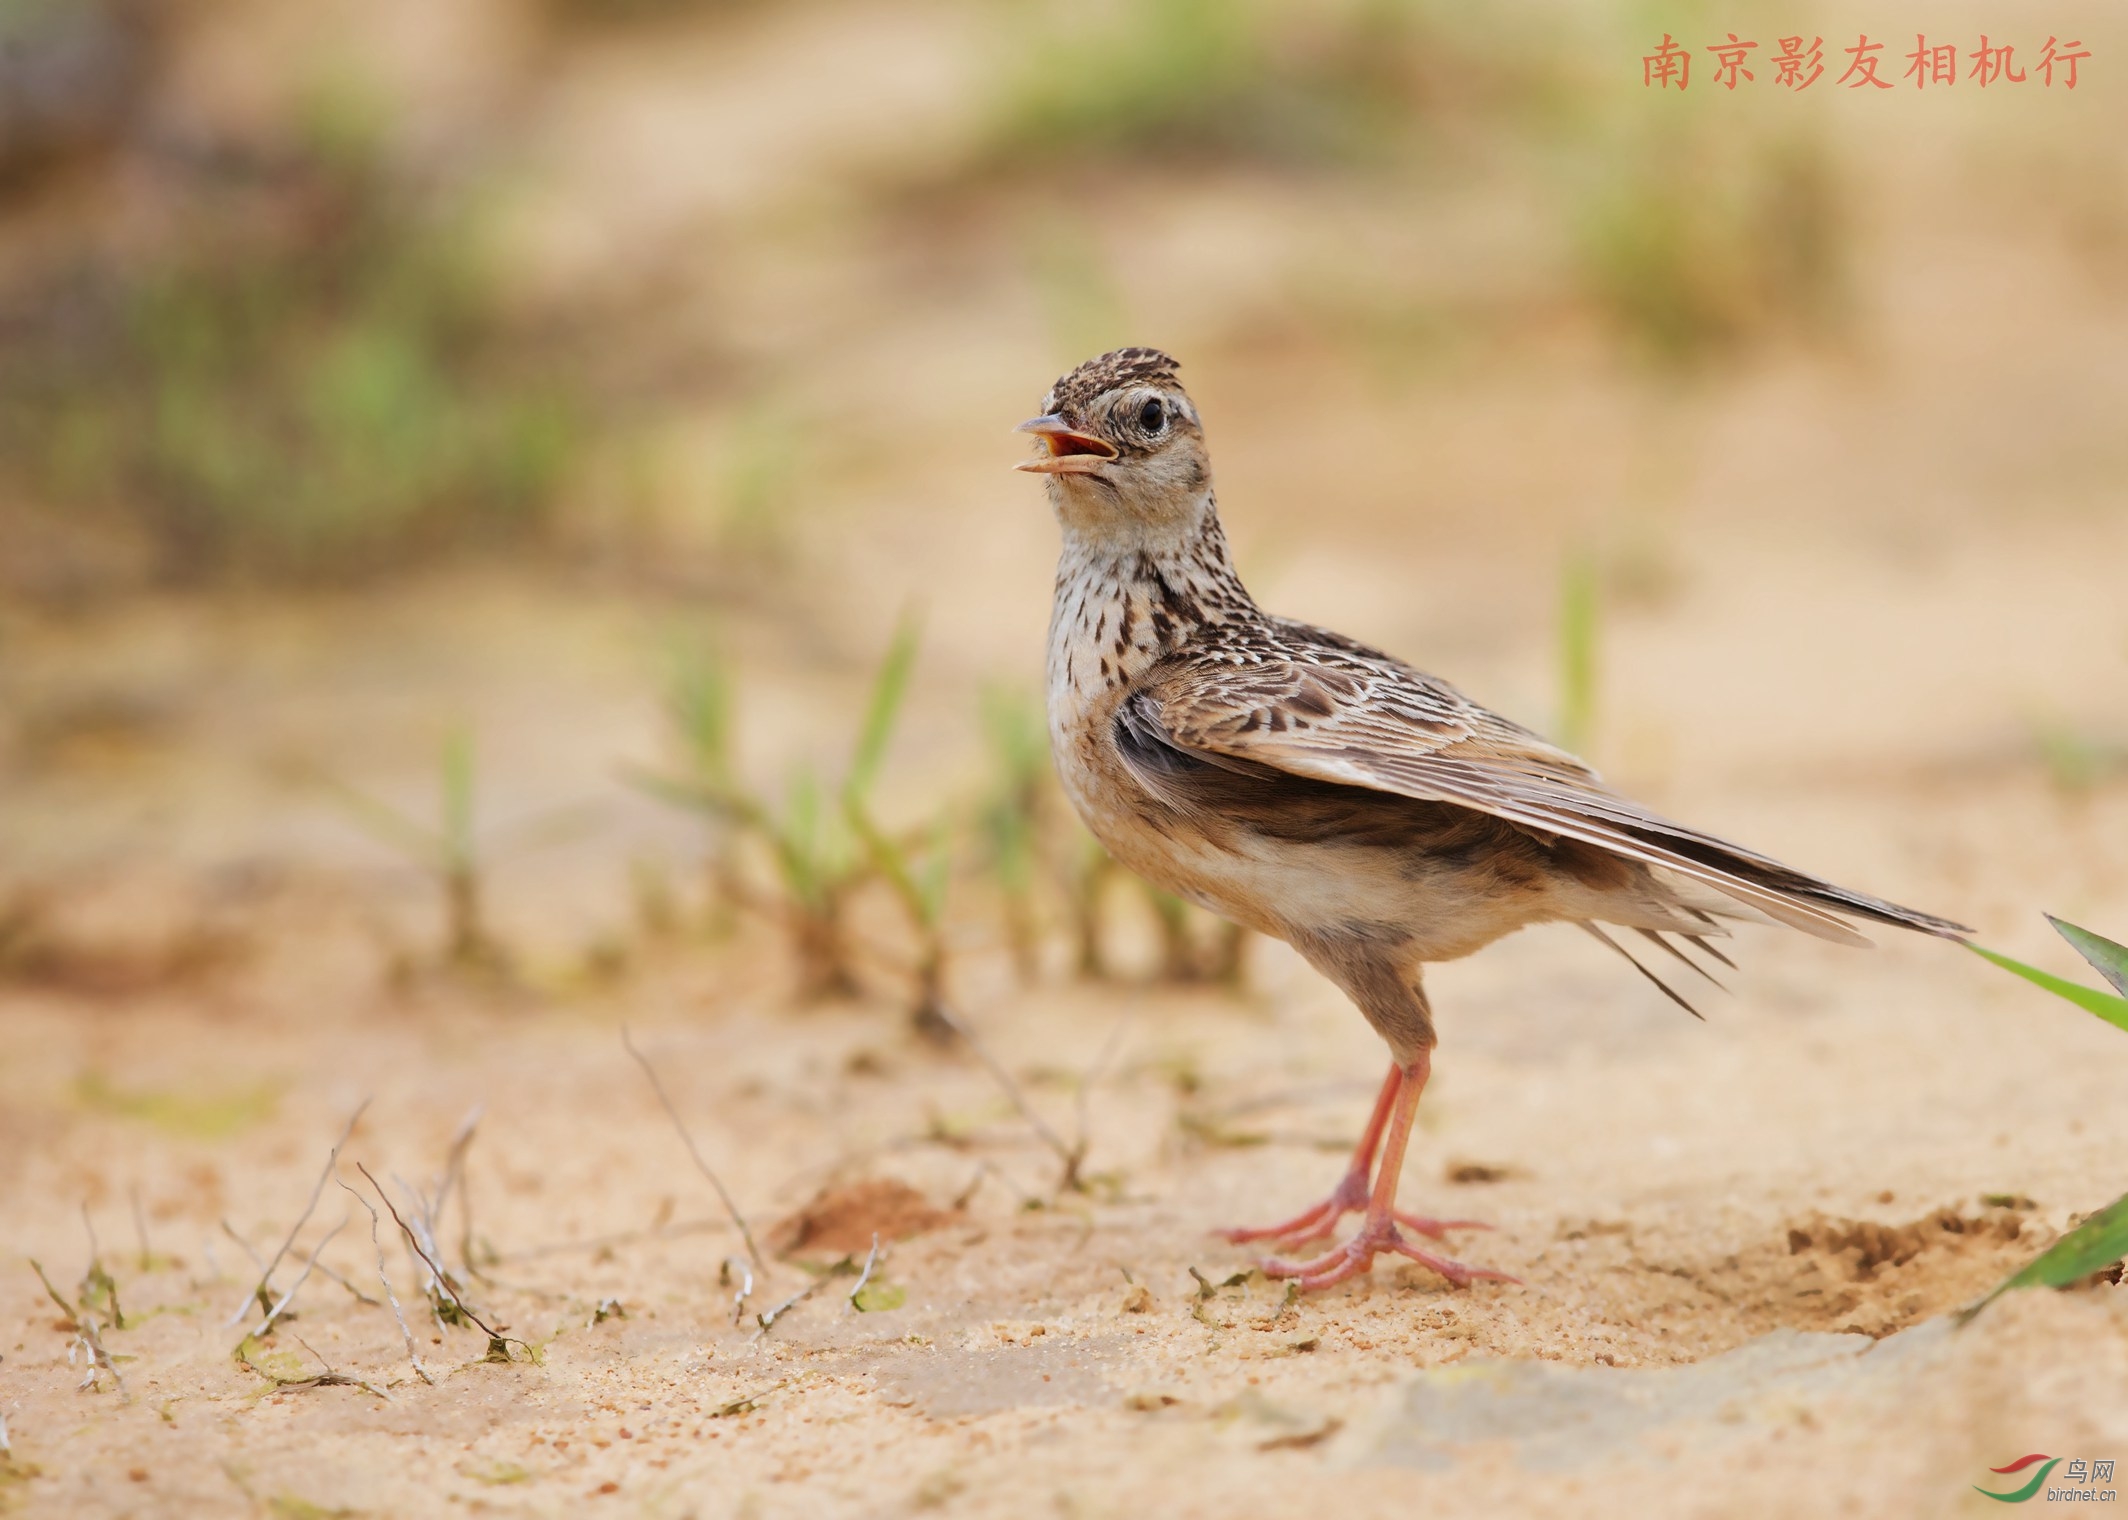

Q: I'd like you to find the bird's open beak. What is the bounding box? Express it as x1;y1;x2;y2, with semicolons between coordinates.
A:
1014;414;1117;475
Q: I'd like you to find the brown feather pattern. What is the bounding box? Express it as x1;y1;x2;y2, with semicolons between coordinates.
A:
1126;624;1968;946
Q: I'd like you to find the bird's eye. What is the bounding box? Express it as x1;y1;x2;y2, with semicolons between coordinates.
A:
1138;398;1167;433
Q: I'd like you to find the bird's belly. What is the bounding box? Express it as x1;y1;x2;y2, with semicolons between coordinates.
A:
1068;783;1534;963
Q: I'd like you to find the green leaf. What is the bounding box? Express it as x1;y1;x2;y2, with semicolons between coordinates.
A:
1960;1189;2128;1323
315;771;447;868
845;613;922;804
851;1281;906;1313
779;768;824;906
2050;915;2128;998
1966;942;2128;1034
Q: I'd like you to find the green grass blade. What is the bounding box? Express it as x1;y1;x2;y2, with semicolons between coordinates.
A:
979;685;1047;896
1556;549;1599;754
441;727;476;869
314;771;446;868
666;634;736;787
1967;942;2128;1034
980;684;1048;781
845;613;922;804
917;818;953;926
781;770;823;907
2049;915;2128;998
1959;1189;2128;1323
620;764;765;829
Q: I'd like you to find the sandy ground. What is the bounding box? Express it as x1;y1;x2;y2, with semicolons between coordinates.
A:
4;477;2127;1520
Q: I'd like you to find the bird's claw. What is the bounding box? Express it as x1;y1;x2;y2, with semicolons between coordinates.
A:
1259;1219;1518;1294
1216;1166;1369;1246
1219;1171;1487;1251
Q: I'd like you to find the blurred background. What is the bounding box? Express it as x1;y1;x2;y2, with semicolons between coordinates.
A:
2;0;2124;1015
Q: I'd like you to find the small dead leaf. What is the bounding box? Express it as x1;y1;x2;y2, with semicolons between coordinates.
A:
769;1179;957;1258
1445;1160;1516;1185
1258;1417;1343;1452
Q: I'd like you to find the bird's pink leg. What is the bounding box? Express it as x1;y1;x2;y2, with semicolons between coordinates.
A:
1218;1061;1487;1248
1258;1050;1517;1293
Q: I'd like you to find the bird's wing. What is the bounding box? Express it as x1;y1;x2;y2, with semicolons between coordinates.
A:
1122;628;1965;944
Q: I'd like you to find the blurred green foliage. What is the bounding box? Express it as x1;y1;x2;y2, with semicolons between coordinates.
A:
1573;119;1846;361
634;621;935;1007
1024;215;1133;369
713;399;811;567
978;687;1050;976
0;0;1870;593
1555;547;1600;754
0;96;577;584
985;0;1487;168
987;0;1841;364
318;725;510;975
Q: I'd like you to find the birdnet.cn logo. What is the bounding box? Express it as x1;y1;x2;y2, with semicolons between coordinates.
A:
1975;1455;2118;1504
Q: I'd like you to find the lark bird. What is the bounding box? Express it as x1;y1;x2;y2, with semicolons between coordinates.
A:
1019;347;1966;1292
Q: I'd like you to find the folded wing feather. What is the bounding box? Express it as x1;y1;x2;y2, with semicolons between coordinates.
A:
1127;627;1966;945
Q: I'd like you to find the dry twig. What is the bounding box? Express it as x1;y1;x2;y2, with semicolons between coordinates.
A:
847;1234;883;1312
428;1107;484;1280
928;1001;1085;1191
30;1258;124;1396
236;1334;391;1402
712;1376;793;1418
76;1205;124;1330
751;1277;828;1340
621;1026;767;1276
221;1219;377;1307
357;1163;526;1363
721;1257;755;1326
241;1215;349;1342
228;1100;369;1325
335;1178;433;1386
1069;1014;1133;1191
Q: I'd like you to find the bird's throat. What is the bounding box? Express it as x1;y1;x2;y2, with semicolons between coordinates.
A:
1046;504;1256;714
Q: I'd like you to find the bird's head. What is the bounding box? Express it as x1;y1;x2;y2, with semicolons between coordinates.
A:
1016;347;1212;542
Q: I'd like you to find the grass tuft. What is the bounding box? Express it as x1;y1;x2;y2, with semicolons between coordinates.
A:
1572;114;1847;363
635;615;937;1011
0;86;578;588
317;729;509;975
980;0;1490;174
1963;914;2128;1318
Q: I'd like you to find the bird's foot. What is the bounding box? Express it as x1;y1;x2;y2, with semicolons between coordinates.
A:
1258;1217;1518;1294
1216;1165;1369;1247
1218;1168;1486;1250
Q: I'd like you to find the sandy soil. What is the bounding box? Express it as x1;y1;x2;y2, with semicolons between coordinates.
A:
4;460;2126;1519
